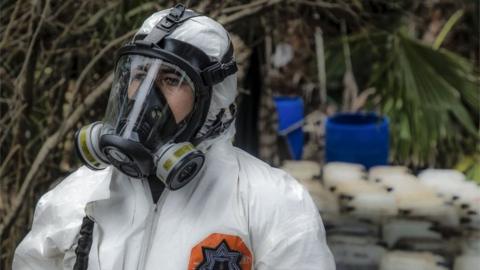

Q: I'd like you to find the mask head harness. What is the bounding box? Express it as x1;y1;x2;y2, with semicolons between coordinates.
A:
75;4;237;190
120;3;237;142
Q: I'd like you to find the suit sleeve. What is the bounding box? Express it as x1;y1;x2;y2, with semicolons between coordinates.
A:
249;169;335;270
13;187;85;270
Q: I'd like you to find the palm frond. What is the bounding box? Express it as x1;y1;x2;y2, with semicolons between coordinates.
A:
369;30;479;166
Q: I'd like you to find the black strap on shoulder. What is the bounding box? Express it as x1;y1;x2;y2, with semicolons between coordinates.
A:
73;216;95;270
142;3;200;45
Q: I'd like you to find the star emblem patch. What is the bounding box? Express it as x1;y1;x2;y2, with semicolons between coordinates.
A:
197;240;242;270
188;233;252;270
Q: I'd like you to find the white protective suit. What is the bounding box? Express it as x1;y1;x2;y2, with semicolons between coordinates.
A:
13;10;335;270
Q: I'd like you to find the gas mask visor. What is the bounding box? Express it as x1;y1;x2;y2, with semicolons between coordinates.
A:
99;54;196;179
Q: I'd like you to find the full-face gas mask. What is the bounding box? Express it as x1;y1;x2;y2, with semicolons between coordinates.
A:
74;4;237;190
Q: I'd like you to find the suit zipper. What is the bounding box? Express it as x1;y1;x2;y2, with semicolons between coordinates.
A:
136;180;167;270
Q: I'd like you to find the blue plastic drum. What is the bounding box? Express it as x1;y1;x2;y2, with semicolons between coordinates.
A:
325;113;389;168
273;96;304;160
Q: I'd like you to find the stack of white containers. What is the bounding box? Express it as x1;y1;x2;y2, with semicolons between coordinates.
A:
281;161;480;270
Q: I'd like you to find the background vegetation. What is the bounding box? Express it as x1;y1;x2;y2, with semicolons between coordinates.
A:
0;0;478;267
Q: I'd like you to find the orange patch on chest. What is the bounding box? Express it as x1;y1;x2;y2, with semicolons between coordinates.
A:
188;233;252;270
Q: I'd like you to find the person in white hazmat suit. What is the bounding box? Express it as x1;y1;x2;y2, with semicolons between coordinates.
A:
13;4;335;270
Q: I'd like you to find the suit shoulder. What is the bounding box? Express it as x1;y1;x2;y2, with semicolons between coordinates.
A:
34;166;112;222
233;148;309;206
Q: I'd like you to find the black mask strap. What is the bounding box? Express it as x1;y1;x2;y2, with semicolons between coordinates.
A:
131;3;237;87
142;3;200;45
201;40;238;86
